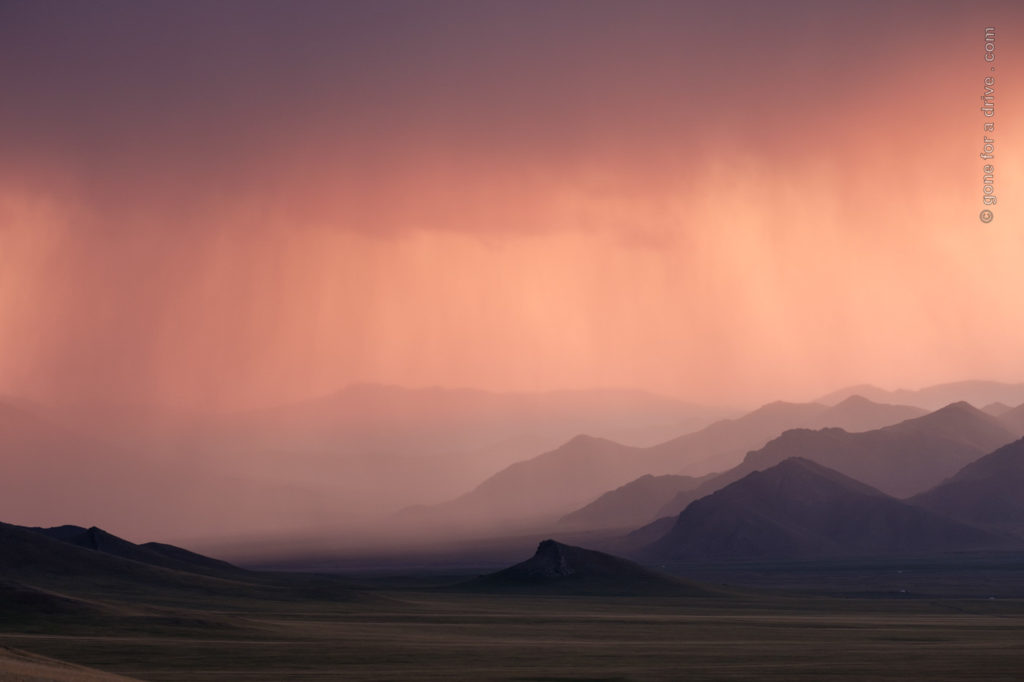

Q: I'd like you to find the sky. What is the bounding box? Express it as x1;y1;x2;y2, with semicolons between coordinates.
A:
2;0;1024;412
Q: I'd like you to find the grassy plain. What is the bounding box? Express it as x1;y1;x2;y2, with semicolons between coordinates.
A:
4;564;1024;681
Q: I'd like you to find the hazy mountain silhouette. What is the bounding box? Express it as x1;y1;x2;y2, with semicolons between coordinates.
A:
28;525;240;576
818;381;1024;411
654;401;1016;521
641;400;831;475
911;437;1024;534
647;458;1012;560
621;395;923;485
398;435;646;532
982;402;1013;417
742;402;1014;497
802;395;926;431
996;403;1024;437
463;539;716;595
617;516;678;552
557;473;714;531
407;397;923;536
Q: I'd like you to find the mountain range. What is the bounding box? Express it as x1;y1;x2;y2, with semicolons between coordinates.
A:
404;395;930;536
557;473;715;530
653;401;1017;521
911;437;1024;534
817;380;1024;411
645;458;1015;561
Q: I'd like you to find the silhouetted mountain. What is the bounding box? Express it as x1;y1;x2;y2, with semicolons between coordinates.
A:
617;516;677;552
746;402;1013;497
0;522;244;592
408;398;922;535
557;473;713;531
29;525;240;576
141;542;243;573
655;401;1016;519
640;395;926;477
911;438;1024;534
0;521;362;636
647;459;1012;560
997;403;1024;437
818;381;1024;411
399;435;645;532
642;400;832;475
983;402;1013;417
463;539;715;595
803;395;926;432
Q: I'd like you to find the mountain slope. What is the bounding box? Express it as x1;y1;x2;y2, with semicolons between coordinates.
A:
399;435;644;532
983;402;1013;417
911;437;1024;533
802;395;926;432
818;381;1024;411
997;403;1024;437
463;539;716;595
0;522;251;593
28;525;241;576
641;400;831;475
557;473;713;530
655;401;1017;519
632;395;923;487
409;398;922;535
647;458;1012;561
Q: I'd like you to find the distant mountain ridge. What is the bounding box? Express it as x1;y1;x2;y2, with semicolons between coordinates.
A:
646;458;1014;561
557;473;714;531
818;381;1024;411
997;403;1024;437
405;395;928;536
911;437;1024;534
653;401;1016;521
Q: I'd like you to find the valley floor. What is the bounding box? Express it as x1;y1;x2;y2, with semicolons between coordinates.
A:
4;586;1024;681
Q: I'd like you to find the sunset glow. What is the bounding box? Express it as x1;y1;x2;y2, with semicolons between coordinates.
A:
2;2;1023;413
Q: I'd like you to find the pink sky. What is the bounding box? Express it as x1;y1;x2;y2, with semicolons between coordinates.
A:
2;1;1023;411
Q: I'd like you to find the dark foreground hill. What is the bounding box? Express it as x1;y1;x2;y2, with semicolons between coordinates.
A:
0;522;249;591
0;520;370;642
28;525;241;576
911;437;1024;534
646;458;1014;561
462;539;717;596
